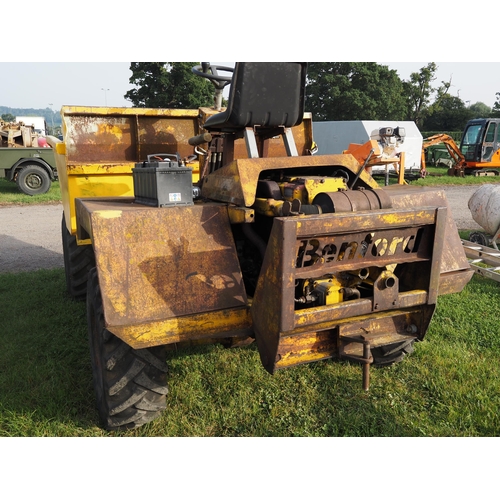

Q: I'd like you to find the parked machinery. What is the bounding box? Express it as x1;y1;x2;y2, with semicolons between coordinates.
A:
50;63;473;430
0;120;57;195
422;118;500;177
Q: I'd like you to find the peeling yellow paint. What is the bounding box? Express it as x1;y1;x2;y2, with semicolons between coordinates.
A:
95;210;123;219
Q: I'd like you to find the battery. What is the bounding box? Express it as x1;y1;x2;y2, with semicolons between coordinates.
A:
133;157;193;207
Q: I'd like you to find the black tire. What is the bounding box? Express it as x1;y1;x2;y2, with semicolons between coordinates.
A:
61;215;96;299
16;163;51;195
371;338;415;367
87;268;169;430
469;231;489;247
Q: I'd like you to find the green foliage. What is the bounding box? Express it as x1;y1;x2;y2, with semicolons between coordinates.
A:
424;94;471;131
491;92;500;118
409;167;500;186
124;62;214;109
1;113;15;122
0;106;60;126
304;62;488;130
305;63;407;121
469;101;491;118
401;63;496;131
403;62;437;127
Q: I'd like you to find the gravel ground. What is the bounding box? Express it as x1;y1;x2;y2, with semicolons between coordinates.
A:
0;203;65;273
439;185;483;231
0;185;485;273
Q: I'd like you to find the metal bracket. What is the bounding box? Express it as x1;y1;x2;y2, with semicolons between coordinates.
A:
339;335;373;391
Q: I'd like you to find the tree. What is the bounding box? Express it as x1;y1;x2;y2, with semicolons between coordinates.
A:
469;101;491;118
402;62;438;127
305;63;408;121
125;62;214;109
423;94;470;131
491;93;500;118
1;113;15;122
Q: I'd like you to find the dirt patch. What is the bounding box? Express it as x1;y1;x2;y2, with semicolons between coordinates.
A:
0;186;486;273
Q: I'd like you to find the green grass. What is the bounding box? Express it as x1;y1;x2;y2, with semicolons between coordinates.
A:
1;268;499;437
0;178;61;205
412;166;500;186
374;166;500;187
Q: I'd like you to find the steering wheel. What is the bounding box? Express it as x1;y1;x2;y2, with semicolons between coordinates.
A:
192;63;234;90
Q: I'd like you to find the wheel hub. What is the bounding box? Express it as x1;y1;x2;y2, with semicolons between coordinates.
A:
26;173;42;189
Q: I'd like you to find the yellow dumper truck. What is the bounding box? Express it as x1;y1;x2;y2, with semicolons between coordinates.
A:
49;63;473;430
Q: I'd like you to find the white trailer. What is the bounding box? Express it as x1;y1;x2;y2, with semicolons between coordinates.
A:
16;116;48;136
313;120;423;173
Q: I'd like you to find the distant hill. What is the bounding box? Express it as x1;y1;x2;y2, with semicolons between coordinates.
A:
0;106;61;126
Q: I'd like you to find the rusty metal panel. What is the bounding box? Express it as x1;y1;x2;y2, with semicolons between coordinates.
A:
76;198;249;345
62;107;199;165
201;154;379;207
294;223;435;277
136;115;199;160
58;106;202;236
383;184;472;276
438;269;475;294
251;205;456;374
293;291;430;331
274;329;338;369
338;308;433;353
109;307;252;349
273;308;434;371
64;115;135;163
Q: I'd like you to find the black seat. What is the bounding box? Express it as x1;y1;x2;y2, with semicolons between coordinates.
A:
201;63;307;171
203;62;307;131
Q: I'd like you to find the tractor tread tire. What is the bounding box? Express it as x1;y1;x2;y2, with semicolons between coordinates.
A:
107;408;149;428
109;388;148;416
134;371;170;395
134;393;169;412
136;348;170;372
105;342;131;371
87;268;168;431
372;339;416;367
61;215;95;299
108;358;147;396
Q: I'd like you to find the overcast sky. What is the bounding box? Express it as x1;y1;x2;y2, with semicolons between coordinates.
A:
1;61;499;113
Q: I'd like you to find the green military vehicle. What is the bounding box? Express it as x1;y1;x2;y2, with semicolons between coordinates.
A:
0;145;57;195
0;120;57;195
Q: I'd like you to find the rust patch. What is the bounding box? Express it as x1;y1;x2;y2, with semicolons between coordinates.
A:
79;200;248;328
138;235;246;316
64;112;199;164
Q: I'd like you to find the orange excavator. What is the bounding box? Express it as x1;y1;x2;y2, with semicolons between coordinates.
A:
421;134;467;177
422;118;500;177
